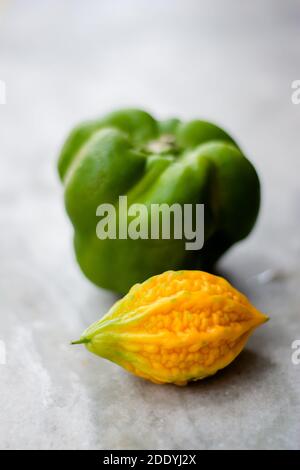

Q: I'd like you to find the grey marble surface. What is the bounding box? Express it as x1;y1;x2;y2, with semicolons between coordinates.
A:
0;0;300;450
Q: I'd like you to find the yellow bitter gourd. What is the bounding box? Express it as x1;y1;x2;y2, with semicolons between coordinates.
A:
72;271;268;385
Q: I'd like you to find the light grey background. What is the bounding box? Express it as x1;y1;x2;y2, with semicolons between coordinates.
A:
0;0;299;450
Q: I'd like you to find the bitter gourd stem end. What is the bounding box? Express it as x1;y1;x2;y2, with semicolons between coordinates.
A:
71;338;90;345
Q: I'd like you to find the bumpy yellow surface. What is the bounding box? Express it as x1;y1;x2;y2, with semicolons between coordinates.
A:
75;271;268;385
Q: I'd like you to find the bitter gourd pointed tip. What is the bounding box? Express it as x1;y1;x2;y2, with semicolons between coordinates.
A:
71;338;90;345
258;311;269;324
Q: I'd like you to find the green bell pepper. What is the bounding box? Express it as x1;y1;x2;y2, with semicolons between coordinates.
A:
58;108;260;294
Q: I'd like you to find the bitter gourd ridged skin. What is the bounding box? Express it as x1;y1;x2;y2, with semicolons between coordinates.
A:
73;271;268;385
58;109;260;294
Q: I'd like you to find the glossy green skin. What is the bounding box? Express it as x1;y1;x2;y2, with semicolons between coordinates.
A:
58;109;260;294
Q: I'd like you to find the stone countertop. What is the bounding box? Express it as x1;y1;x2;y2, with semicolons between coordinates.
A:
0;0;299;450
